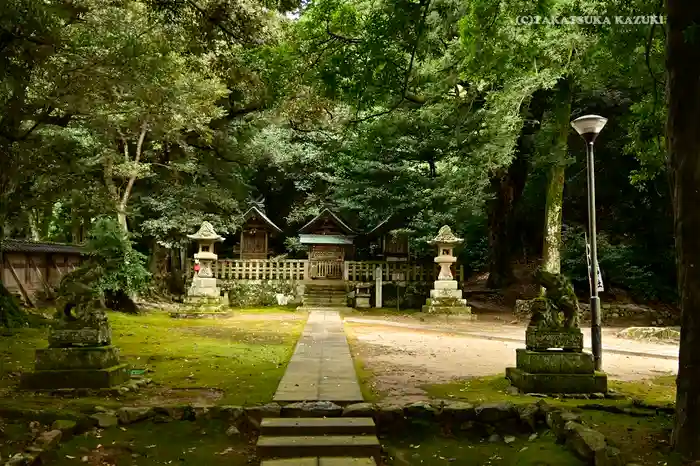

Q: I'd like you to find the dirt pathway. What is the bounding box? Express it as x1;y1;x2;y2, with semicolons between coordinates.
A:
344;318;678;404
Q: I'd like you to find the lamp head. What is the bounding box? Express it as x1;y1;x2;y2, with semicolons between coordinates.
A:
571;114;607;143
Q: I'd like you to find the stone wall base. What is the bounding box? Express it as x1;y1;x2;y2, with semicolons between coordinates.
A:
515;349;595;374
35;346;121;371
421;304;475;318
21;364;131;390
506;367;608;394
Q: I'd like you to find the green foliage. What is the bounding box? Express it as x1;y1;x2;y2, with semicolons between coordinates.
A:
382;282;431;309
225;281;296;308
59;218;150;304
0;0;680;307
0;281;27;328
561;226;676;303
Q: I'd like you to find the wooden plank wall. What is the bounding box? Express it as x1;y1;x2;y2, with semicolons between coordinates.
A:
2;252;81;306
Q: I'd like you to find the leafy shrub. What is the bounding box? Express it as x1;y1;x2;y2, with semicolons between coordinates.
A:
457;216;490;276
561;225;676;302
0;280;26;328
59;217;150;307
225;280;297;308
382;282;431;309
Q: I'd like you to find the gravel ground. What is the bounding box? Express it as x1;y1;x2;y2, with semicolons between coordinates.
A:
344;318;678;404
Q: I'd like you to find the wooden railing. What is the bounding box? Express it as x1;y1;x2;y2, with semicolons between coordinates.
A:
186;259;307;281
185;259;464;283
346;261;464;283
310;260;343;279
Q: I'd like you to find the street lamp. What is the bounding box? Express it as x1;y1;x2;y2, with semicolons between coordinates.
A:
571;114;607;372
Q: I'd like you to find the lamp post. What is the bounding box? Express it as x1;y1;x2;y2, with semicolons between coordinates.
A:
571;114;607;372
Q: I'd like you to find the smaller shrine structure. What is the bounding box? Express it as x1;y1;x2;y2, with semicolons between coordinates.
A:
238;205;282;259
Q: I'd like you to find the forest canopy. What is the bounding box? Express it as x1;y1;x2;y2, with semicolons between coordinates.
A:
0;0;671;301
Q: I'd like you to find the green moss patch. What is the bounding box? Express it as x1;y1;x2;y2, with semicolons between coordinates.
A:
52;419;252;466
578;410;682;465
424;374;677;407
0;309;306;409
423;374;682;465
385;430;583;466
0;327;48;390
609;375;676;406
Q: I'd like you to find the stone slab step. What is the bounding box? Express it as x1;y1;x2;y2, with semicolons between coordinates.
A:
303;298;347;302
261;458;376;466
257;435;381;459
261;417;376;436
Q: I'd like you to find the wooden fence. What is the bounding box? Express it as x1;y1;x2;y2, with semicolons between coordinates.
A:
186;259;307;281
186;259;464;283
345;261;464;283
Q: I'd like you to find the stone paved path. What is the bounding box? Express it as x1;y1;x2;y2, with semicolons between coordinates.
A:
274;310;363;403
260;309;377;465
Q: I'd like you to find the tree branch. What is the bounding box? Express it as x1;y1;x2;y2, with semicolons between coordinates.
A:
185;0;244;41
326;21;361;43
350;0;433;123
120;123;148;211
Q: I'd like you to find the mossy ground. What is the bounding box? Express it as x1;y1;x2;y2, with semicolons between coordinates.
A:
384;428;583;466
422;374;682;465
422;374;676;407
0;307;306;412
51;419;252;466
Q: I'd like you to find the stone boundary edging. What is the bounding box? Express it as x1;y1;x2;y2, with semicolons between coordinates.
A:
4;399;641;465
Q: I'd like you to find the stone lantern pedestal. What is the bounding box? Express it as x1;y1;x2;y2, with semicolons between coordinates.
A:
21;305;130;389
186;221;225;304
421;226;473;317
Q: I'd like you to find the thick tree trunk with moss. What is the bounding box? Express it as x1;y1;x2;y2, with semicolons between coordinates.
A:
542;79;572;275
667;0;700;458
486;151;529;288
542;165;565;273
487;92;550;289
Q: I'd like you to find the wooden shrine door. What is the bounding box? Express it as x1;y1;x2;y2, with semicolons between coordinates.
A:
309;245;344;279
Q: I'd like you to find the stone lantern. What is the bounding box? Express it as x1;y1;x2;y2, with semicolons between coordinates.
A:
187;221;225;303
422;225;473;317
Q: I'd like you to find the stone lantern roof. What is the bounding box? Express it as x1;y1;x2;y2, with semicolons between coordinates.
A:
187;221;225;242
429;225;463;245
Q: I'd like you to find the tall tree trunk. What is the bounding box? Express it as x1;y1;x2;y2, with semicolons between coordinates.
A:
486;151;529;288
486;91;549;289
27;210;40;241
116;210;128;233
542;79;573;275
542;165;565;273
71;208;81;243
667;0;700;459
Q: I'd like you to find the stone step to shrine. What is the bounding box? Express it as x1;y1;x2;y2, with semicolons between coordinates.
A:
261;457;377;466
303;292;347;298
257;435;381;460
261;418;376;436
302;299;347;307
